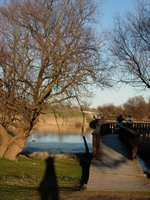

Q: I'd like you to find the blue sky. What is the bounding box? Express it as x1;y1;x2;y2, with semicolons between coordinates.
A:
99;0;134;28
90;0;149;108
0;0;148;107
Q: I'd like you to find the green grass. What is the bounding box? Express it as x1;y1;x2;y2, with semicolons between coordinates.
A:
147;174;150;181
1;156;150;200
44;109;84;118
0;155;82;200
61;110;83;118
43;108;94;120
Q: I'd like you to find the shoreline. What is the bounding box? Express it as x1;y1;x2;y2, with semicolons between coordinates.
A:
32;118;150;175
34;115;90;133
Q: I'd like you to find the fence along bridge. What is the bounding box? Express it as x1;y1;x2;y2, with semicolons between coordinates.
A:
86;122;150;191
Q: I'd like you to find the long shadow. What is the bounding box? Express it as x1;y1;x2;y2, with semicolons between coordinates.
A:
39;157;59;200
102;134;131;159
91;134;130;170
79;136;92;188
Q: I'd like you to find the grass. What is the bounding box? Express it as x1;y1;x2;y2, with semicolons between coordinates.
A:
147;174;150;181
0;155;82;200
1;155;150;200
43;109;84;119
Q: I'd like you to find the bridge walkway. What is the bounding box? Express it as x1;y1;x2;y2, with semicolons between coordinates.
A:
86;133;150;191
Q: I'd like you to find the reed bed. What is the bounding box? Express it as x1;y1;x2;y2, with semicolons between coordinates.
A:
34;114;90;133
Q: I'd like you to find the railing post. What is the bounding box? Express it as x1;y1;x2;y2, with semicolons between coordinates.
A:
91;122;116;159
92;124;101;160
131;134;139;160
119;125;140;160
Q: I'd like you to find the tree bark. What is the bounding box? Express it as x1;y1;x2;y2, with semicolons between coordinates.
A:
0;125;11;158
0;125;28;160
3;136;28;160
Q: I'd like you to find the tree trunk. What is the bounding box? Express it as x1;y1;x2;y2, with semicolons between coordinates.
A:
0;124;11;158
0;125;29;160
3;137;28;160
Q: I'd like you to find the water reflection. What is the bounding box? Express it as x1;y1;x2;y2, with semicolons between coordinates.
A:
22;126;93;154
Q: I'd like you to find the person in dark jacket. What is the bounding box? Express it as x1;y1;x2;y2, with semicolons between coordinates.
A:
114;115;126;133
116;115;126;124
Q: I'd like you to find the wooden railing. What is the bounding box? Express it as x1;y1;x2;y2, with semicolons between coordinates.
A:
119;125;140;160
91;124;101;159
92;123;114;159
129;123;150;136
91;122;150;160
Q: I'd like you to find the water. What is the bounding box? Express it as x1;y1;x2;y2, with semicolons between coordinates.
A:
22;127;149;174
22;126;93;154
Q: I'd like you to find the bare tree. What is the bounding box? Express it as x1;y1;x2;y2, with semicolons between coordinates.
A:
146;98;150;119
109;0;150;91
97;103;123;120
123;96;148;120
0;0;112;160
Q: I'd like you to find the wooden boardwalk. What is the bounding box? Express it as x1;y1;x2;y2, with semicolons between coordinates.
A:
87;134;150;191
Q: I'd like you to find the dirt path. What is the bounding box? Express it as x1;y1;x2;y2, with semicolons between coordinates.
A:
60;191;150;200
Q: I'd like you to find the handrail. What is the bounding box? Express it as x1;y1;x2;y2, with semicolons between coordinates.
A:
119;125;140;160
91;123;113;159
91;122;144;160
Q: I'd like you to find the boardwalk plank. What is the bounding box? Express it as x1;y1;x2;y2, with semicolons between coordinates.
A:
87;134;150;191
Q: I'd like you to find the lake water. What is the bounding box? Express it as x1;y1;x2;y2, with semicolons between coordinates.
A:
22;126;149;173
22;126;93;154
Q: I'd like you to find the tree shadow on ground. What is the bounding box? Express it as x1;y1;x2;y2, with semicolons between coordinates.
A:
79;153;92;188
79;136;92;188
38;157;59;200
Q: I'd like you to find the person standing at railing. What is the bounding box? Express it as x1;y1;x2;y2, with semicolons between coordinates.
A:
114;115;126;133
116;115;126;124
126;115;133;128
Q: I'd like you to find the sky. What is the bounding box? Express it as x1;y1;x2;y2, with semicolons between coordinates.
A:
90;0;149;108
0;0;148;108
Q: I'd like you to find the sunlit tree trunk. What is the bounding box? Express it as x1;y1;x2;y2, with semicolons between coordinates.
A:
0;125;29;160
2;137;28;160
0;125;11;158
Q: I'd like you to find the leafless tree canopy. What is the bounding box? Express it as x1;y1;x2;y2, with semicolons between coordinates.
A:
109;0;150;90
123;96;148;120
0;0;111;130
97;103;123;119
0;0;112;159
97;96;150;121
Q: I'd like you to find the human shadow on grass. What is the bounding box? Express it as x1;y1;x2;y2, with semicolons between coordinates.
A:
39;157;59;200
38;136;92;196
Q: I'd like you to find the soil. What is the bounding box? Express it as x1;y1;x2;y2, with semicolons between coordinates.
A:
59;191;150;200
